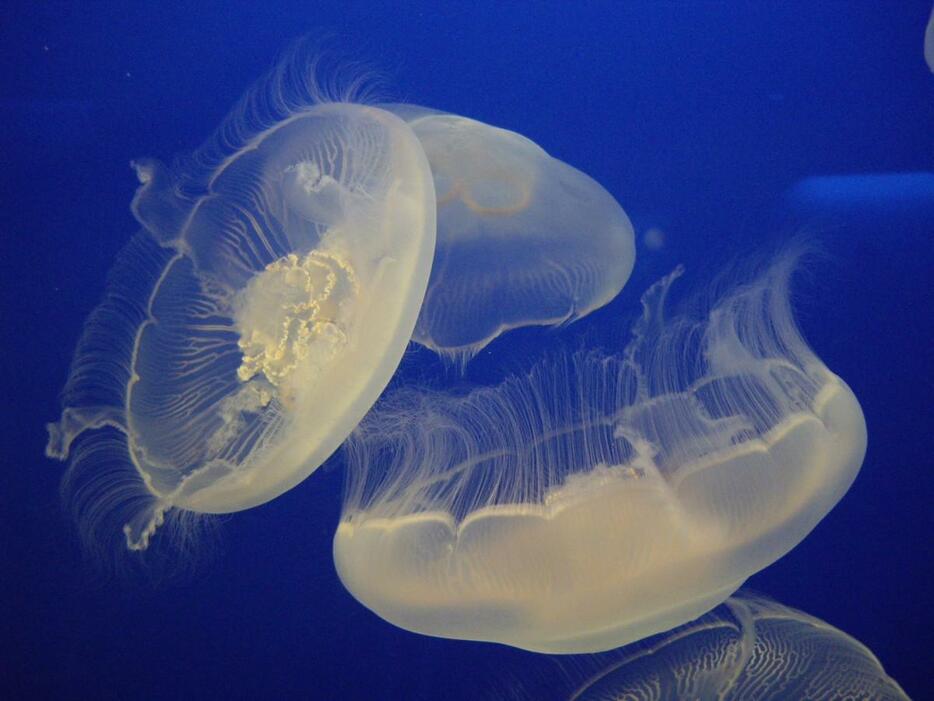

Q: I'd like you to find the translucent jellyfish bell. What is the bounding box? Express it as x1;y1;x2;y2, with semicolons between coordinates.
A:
499;595;909;700
385;105;636;362
335;251;867;653
46;61;436;550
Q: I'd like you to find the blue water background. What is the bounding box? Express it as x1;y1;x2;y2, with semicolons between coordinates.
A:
1;1;932;698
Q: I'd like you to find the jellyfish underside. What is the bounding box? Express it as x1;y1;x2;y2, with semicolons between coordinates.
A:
503;595;909;700
385;105;636;362
47;100;436;549
334;255;866;653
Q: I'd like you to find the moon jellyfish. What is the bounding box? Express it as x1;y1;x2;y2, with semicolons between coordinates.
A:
45;61;437;551
499;595;909;700
386;104;636;362
335;250;866;653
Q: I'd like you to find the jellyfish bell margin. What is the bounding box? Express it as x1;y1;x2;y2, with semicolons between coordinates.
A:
489;594;909;700
334;249;867;654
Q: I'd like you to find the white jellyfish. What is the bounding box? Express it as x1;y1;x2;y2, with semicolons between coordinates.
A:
497;594;909;700
386;104;636;363
45;55;437;551
334;249;867;653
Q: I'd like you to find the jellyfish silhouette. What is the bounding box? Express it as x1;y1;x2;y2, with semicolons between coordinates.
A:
496;594;909;700
45;48;636;556
385;105;635;363
335;249;867;653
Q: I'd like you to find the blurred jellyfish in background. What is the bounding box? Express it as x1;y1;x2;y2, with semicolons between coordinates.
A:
786;172;934;218
335;248;866;653
641;226;666;251
495;594;909;700
784;173;934;267
45;46;636;557
45;53;438;553
385;104;635;364
925;3;934;72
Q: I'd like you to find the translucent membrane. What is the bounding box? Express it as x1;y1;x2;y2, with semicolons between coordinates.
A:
503;595;909;700
46;67;436;550
335;252;866;653
386;105;636;363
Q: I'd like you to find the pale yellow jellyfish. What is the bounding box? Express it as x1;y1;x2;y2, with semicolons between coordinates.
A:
45;55;436;552
385;105;636;363
334;250;867;653
500;595;909;700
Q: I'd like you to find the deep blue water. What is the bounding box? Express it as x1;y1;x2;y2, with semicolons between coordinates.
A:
1;1;932;698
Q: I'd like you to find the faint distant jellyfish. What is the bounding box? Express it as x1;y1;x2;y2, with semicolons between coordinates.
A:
335;250;867;653
384;105;636;363
46;65;437;550
642;226;666;250
497;595;909;700
925;2;934;73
